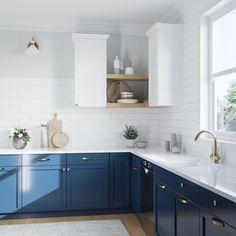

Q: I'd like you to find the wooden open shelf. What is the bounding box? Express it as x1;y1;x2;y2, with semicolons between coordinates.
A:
107;74;148;81
107;103;149;108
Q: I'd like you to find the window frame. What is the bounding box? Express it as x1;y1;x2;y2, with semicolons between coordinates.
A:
208;1;236;139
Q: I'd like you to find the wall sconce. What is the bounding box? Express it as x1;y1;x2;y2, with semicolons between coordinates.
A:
24;37;40;55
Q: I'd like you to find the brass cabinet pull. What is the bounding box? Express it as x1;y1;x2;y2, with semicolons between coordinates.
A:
62;168;67;172
212;218;225;228
180;182;186;188
39;157;50;162
81;157;93;161
67;168;71;172
159;184;166;189
0;167;4;171
213;200;221;207
179;197;188;204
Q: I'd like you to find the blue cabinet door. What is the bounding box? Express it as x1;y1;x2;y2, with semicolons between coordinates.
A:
176;195;200;236
0;167;21;214
201;210;236;236
67;164;109;210
22;166;66;212
110;153;131;209
156;181;175;236
131;155;141;217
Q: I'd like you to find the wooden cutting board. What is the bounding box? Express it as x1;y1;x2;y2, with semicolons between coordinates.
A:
52;131;69;148
47;113;62;148
107;81;130;103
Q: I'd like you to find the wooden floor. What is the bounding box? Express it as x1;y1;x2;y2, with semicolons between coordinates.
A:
0;213;146;236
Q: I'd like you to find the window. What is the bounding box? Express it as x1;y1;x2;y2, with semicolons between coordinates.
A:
209;5;236;133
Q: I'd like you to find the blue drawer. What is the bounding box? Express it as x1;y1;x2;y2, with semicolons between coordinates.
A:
199;187;236;228
0;155;21;166
67;153;109;166
22;154;66;166
155;165;178;191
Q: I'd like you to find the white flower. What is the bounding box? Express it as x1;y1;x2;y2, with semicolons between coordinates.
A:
18;133;23;138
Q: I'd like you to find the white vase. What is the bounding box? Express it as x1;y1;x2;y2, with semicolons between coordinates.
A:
126;139;135;148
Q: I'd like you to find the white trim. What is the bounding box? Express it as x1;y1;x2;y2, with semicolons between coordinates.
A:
209;0;236;21
207;1;236;134
0;18;150;36
213;67;236;79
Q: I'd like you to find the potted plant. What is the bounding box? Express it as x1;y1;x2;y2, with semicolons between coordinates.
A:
9;128;31;149
123;125;139;148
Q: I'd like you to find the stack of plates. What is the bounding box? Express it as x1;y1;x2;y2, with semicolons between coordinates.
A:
121;92;134;99
118;92;138;104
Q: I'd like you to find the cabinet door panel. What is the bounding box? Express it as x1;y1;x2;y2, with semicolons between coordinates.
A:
201;211;236;236
110;153;131;209
22;166;66;212
67;165;109;210
0;167;21;213
131;155;141;217
156;181;175;236
176;196;200;236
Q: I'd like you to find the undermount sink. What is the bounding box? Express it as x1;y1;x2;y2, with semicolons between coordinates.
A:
158;156;201;168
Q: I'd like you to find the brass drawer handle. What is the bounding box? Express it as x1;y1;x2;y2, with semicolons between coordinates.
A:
0;167;5;171
38;157;50;162
212;218;225;228
62;168;67;172
180;182;186;188
159;184;166;189
81;157;93;161
213;200;221;207
180;197;188;204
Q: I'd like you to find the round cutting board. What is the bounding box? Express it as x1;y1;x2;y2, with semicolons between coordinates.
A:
52;132;69;148
107;81;130;103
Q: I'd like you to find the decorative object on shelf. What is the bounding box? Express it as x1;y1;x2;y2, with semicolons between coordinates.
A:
41;113;69;148
121;92;134;99
107;80;130;103
40;124;48;148
24;37;40;55
113;55;123;74
117;98;138;104
9;128;31;149
123;125;139;148
135;141;147;148
125;62;134;75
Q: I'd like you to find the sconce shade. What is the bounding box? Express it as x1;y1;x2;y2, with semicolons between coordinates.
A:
24;37;40;55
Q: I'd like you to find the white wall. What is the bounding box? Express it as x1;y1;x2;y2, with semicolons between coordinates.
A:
0;30;159;149
158;0;236;166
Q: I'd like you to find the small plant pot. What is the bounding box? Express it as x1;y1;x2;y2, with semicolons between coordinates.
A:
13;138;27;149
126;139;136;148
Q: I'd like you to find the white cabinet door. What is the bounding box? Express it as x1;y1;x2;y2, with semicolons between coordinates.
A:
73;34;109;107
146;23;183;107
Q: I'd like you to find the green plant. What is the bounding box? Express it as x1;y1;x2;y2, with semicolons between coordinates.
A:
9;128;31;143
123;125;138;139
224;81;236;129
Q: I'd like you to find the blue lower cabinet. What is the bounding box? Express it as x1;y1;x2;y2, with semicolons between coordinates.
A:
22;166;66;212
201;210;236;236
110;153;131;209
176;195;200;236
0;167;21;214
131;155;141;217
67;164;109;210
156;181;175;236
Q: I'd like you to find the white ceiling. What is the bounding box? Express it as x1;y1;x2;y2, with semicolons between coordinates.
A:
0;0;177;24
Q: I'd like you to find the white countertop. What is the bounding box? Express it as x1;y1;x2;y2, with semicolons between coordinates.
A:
0;147;235;203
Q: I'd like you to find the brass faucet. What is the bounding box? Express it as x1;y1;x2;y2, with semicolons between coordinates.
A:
194;130;221;164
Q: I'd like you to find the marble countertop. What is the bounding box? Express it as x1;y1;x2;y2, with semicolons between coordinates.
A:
0;147;235;203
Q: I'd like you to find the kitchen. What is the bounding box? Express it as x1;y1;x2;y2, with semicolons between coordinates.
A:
0;0;235;235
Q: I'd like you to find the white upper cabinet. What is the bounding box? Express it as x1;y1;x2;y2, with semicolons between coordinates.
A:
146;23;183;107
73;33;109;107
